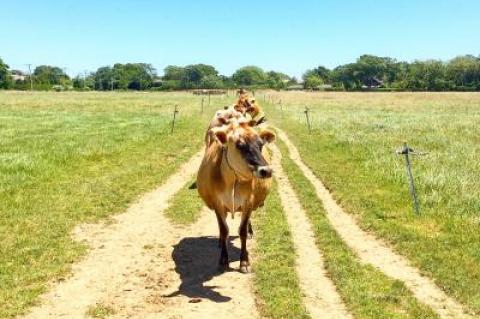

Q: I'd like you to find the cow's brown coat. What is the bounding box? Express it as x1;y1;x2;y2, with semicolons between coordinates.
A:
197;121;274;273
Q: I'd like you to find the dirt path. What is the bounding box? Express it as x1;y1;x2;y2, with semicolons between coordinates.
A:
127;207;259;319
270;144;353;319
276;128;473;319
21;149;258;319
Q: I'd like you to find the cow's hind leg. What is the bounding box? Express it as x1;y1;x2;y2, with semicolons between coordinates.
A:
239;211;252;273
215;210;229;271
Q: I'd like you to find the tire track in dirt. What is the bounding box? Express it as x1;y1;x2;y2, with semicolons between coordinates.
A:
270;144;353;319
276;127;473;319
121;207;259;319
20;147;260;319
20;150;204;319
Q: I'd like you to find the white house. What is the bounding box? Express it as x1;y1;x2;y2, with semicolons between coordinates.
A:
11;70;26;81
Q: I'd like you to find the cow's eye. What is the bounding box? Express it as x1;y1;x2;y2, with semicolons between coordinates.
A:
236;142;247;150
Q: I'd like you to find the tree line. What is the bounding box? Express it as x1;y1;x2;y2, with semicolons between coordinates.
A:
303;54;480;91
1;54;480;91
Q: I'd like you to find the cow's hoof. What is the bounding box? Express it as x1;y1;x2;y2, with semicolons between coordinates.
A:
239;261;251;274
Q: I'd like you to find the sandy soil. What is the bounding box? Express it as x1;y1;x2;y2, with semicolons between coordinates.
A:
20;150;259;319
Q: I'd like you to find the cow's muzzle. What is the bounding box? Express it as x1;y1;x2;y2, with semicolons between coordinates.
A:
255;166;273;179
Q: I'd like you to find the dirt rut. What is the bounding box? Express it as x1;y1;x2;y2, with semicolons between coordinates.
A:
120;207;260;319
270;144;353;319
276;128;473;319
21;149;203;319
20;148;260;319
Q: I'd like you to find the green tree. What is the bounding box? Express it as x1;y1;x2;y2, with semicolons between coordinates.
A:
115;63;156;90
232;66;267;86
33;65;69;87
266;71;291;89
304;66;332;83
72;73;95;90
182;64;218;88
0;57;12;89
303;74;323;89
332;64;358;90
163;65;186;81
161;66;184;90
93;63;156;90
446;55;480;89
200;74;223;88
354;55;397;87
405;60;446;91
161;64;221;89
94;66;115;90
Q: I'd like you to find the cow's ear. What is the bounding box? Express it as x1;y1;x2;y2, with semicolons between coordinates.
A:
259;129;276;144
211;127;228;144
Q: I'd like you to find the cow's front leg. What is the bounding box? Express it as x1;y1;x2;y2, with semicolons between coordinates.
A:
248;220;254;239
215;210;229;271
239;211;252;273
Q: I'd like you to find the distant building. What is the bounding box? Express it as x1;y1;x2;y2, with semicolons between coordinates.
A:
11;70;26;82
286;84;334;91
361;77;384;89
318;84;333;90
286;84;304;91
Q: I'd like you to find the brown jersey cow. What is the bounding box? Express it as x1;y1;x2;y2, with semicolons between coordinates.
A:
196;120;275;273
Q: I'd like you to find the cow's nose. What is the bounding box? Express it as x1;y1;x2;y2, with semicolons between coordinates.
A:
257;166;272;178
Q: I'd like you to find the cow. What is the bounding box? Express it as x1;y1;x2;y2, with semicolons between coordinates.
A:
233;90;266;126
204;91;266;146
196;119;275;273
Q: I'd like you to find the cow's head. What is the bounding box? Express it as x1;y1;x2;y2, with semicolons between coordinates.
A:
233;92;258;114
214;108;243;125
212;122;275;179
233;96;263;126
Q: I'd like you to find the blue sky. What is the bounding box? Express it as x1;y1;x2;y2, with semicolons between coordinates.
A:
2;0;479;78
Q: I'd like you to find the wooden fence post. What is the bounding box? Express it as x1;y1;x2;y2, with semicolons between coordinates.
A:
171;104;179;133
304;106;312;133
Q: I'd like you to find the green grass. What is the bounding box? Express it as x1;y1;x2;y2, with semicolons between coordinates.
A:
0;91;227;318
252;182;311;319
86;303;116;318
265;91;480;314
164;179;204;225
277;138;438;318
5;90;477;318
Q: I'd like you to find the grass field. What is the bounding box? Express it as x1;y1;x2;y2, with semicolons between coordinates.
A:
2;90;479;318
277;138;438;318
264;91;480;314
0;91;229;318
